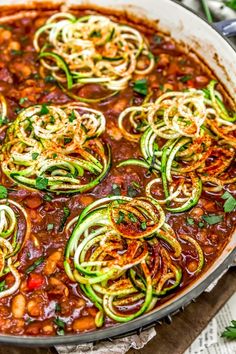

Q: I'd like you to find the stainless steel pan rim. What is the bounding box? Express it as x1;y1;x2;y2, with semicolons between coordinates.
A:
0;0;235;346
0;247;235;347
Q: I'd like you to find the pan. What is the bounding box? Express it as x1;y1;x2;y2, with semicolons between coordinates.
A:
0;0;235;346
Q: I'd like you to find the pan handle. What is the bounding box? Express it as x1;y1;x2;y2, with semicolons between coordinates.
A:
214;19;236;38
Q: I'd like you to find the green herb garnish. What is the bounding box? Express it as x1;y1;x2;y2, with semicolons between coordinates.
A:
54;317;65;336
47;223;54;231
198;221;204;228
25;256;45;274
127;185;139;198
221;191;236;213
133;79;148;96
0;185;8;199
187;217;195;226
64;137;72;144
0;115;8;125
116;211;125;225
68;110;76;122
32;152;39;160
90;30;102;38
112;183;121;196
153;34;163;44
35;177;48;190
59;206;70;232
141;221;147;230
39;103;49;116
128;212;137;223
221;320;236;340
0;280;6;292
19;97;28;104
55;303;61;312
202;214;223;225
50;116;55;124
180;75;192;83
43;194;53;202
45;75;56;83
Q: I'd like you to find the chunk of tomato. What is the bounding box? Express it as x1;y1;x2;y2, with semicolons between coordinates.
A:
27;273;44;290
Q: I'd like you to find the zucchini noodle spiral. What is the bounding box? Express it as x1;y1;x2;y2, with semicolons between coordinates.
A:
118;81;236;211
1;103;110;193
33;13;155;97
0;200;31;298
64;196;204;325
0;94;7;123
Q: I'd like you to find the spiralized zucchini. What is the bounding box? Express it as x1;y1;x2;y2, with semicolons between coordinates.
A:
33;13;155;96
64;196;204;325
118;81;236;210
1;103;111;193
0;94;7;123
0;200;31;298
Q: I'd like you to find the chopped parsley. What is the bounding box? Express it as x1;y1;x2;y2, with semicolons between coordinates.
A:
141;221;147;230
59;206;70;232
32;152;39;160
0;185;8;199
25;256;45;274
198;221;204;228
112;183;121;196
47;223;54;231
89;30;102;38
202;214;223;225
179;75;192;83
133;79;148;96
64;137;72;144
221;191;236;213
127;185;139;198
116;211;125;225
0;115;8;125
186;217;195;226
45;75;56;83
0;280;6;292
43;193;53;202
128;212;137;223
55;303;61;313
54;317;65;336
50;115;55;124
153;34;163;44
68;110;76;122
35;177;48;190
19;97;28;104
39;103;49;116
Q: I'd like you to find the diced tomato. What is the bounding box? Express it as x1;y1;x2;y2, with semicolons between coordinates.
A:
187;80;195;88
27;273;44;290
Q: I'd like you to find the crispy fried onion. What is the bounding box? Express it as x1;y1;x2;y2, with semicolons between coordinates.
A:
1;103;110;193
64;196;204;325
